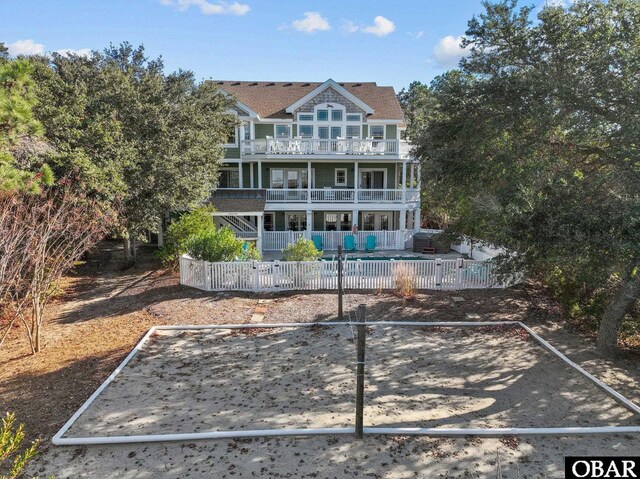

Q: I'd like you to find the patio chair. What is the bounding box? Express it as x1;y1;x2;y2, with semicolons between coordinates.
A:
365;235;377;252
344;235;357;252
311;235;324;251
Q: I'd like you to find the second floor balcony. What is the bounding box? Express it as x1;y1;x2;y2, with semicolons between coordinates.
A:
265;188;420;204
241;138;411;158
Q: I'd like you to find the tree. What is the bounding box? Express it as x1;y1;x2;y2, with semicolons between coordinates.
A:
0;53;52;193
0;413;40;479
413;0;640;355
31;43;236;266
0;184;112;353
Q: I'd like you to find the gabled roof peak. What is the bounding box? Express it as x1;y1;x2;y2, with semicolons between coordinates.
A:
284;79;374;115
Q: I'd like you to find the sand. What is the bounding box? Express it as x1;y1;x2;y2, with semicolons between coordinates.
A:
35;324;640;479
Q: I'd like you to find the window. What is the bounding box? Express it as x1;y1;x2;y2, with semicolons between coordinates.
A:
335;168;347;186
346;125;361;138
286;213;307;231
218;168;239;188
299;125;313;138
325;212;351;231
316;109;328;121
331;109;343;122
287;170;299;189
298;113;313;121
340;213;352;231
330;126;342;139
224;126;238;146
242;122;251;141
380;214;389;231
318;126;329;139
346;114;361;122
363;213;375;231
275;124;291;139
369;125;385;140
325;213;337;231
271;169;284;189
264;213;274;232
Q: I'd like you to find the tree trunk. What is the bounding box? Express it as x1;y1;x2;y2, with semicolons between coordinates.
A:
123;234;134;268
596;265;640;356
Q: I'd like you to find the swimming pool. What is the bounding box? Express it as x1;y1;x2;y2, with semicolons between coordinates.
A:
320;256;434;261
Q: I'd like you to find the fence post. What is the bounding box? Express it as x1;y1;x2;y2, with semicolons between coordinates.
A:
253;260;259;291
355;304;366;440
274;260;281;288
337;245;343;320
455;257;464;290
435;258;443;289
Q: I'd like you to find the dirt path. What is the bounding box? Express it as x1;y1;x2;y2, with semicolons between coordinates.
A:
0;240;638;478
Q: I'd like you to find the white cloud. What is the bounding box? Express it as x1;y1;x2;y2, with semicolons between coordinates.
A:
433;35;472;68
342;16;396;37
55;48;92;58
7;39;45;56
290;12;330;33
160;0;250;16
362;16;395;37
415;30;425;39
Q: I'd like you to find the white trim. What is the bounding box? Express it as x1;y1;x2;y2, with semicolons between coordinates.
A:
364;119;403;125
334;168;348;187
285;79;374;115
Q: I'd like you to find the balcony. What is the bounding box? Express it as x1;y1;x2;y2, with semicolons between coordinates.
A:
241;138;411;158
265;188;420;204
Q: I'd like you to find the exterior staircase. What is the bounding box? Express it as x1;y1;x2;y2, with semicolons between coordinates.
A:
217;215;258;239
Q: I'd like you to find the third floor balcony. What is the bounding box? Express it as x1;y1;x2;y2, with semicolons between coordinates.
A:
241;138;411;159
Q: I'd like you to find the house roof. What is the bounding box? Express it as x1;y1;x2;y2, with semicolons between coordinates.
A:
213;80;405;121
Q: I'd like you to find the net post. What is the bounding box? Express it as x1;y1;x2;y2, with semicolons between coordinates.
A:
355;303;366;440
337;245;343;320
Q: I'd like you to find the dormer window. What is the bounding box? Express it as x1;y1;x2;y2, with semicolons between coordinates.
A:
316;109;329;121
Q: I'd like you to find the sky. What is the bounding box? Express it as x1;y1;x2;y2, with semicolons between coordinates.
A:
2;0;557;92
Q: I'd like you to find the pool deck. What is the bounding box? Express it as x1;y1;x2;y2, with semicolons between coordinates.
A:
262;250;464;261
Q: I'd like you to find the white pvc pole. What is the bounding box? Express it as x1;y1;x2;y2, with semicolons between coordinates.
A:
366;426;640;436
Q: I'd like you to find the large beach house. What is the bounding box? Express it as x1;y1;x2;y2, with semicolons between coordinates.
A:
209;79;421;253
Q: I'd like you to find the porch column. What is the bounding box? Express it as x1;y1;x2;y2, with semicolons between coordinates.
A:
307;161;312;204
399;209;406;231
352;209;359;231
401;161;407;203
306;210;313;239
258;160;263;189
414;208;421;232
250;162;254;188
410;163;415;188
354;161;359;204
257;213;263;253
238;161;243;189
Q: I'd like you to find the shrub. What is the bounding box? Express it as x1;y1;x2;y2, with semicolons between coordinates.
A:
0;413;40;479
282;238;322;262
158;206;215;266
238;242;262;261
186;226;244;262
393;263;416;300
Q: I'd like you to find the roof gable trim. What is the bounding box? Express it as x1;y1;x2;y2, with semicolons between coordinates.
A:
284;79;374;115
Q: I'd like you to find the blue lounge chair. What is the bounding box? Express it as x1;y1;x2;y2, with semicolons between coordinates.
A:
365;235;377;252
312;234;324;251
344;235;357;252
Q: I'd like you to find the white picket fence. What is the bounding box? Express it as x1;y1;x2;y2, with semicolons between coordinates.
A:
179;256;513;292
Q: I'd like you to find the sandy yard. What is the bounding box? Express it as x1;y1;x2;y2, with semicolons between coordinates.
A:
1;241;639;478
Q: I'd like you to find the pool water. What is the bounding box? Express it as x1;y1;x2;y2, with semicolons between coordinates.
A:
320;256;434;261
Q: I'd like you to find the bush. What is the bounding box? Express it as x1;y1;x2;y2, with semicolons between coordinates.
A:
0;413;40;479
282;238;322;262
158;206;215;266
393;263;416;300
186;226;245;262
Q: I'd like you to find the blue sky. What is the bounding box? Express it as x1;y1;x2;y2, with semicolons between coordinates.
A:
2;0;554;91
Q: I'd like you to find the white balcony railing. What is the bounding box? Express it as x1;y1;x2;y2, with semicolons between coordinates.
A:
242;138;410;157
266;188;420;204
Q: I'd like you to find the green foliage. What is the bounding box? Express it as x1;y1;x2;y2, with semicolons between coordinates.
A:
0;58;52;193
413;0;640;350
158;206;216;265
238;242;262;261
282;238;322;262
30;42;236;249
186;227;245;262
0;413;40;479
